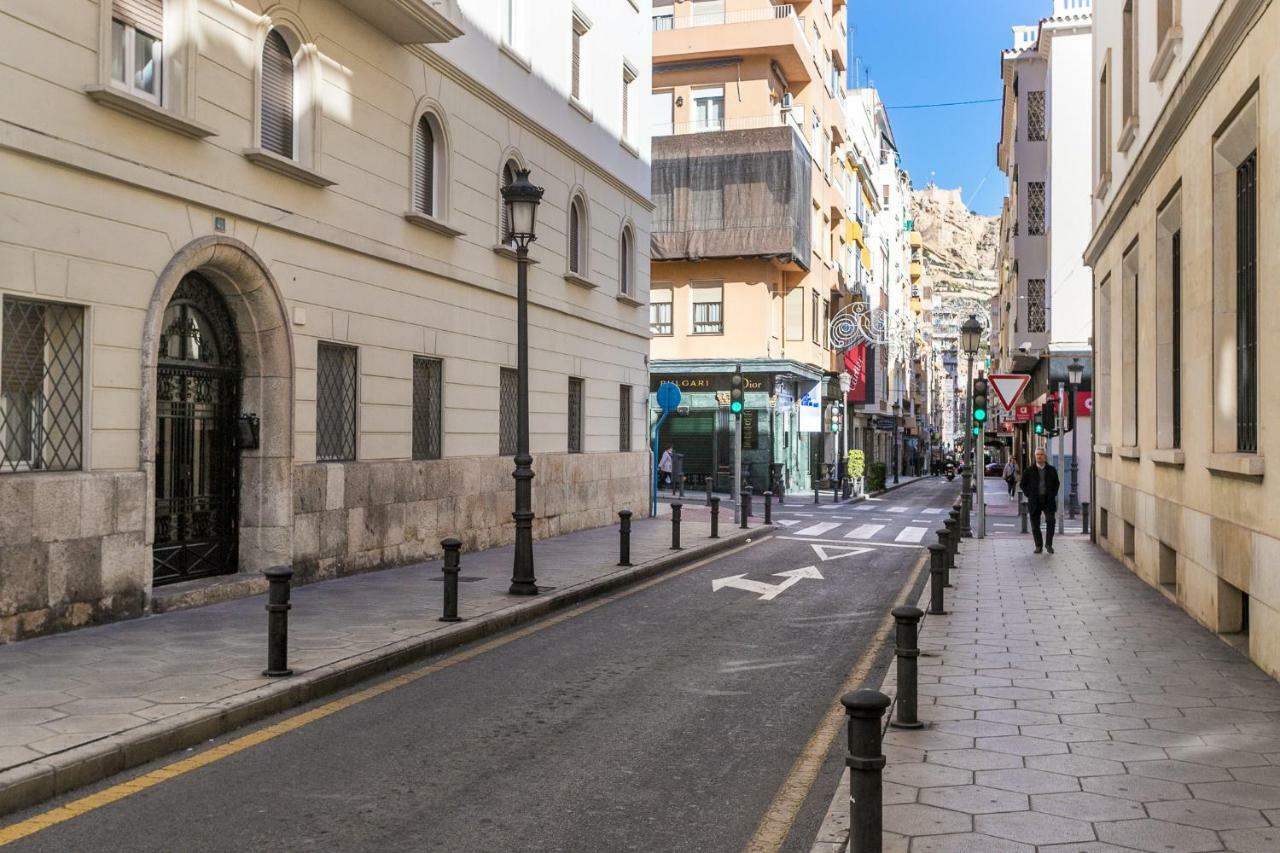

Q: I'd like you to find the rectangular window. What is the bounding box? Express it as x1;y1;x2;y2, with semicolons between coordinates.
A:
412;356;442;460
1097;274;1112;446
571;12;589;103
1027;90;1046;141
1122;1;1137;125
650;285;673;335
111;0;163;102
316;342;357;462
504;0;520;47
692;86;724;132
785;286;804;341
691;281;723;334
1122;245;1139;448
1098;54;1111;188
1237;150;1258;453
822;299;830;349
651;0;673;31
1027;279;1046;333
811;290;819;344
499;367;517;456
1;298;84;473
567;377;584;453
1171;229;1182;448
622;64;636;143
651;89;674;137
1027;182;1046;235
619;385;632;452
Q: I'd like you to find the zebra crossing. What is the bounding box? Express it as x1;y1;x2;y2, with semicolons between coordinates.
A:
769;501;944;546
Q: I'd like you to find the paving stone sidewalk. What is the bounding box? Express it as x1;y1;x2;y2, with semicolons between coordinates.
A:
0;513;756;815
812;531;1280;853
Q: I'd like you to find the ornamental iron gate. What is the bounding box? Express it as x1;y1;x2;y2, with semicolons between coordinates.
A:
153;275;242;585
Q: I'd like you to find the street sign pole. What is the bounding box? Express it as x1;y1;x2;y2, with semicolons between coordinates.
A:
652;382;682;517
976;370;985;540
1058;381;1067;536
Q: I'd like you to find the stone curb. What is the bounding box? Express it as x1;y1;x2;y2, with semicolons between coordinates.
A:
0;525;768;819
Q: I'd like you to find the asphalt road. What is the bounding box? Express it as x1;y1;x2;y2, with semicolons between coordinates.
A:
4;477;959;853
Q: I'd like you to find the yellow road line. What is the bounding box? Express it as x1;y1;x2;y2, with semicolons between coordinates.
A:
743;550;930;853
0;539;762;847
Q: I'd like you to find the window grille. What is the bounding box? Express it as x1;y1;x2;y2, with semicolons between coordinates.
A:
1236;151;1258;453
1;298;84;473
1027;279;1046;333
316;342;357;461
261;29;294;158
1027;182;1046;235
567;377;584;453
499;367;517;456
412;356;442;460
619;385;632;452
414;115;435;216
1027;91;1046;141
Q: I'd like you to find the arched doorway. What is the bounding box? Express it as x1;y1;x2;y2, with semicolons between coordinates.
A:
153;274;242;584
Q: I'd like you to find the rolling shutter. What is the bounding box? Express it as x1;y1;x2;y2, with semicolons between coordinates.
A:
113;0;163;38
260;30;295;159
500;164;514;243
571;26;581;100
568;201;580;273
620;230;631;294
413;116;435;215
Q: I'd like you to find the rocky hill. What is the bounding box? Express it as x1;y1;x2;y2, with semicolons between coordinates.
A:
911;186;998;300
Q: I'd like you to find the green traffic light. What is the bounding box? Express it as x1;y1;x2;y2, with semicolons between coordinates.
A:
730;400;743;414
1034;423;1044;435
974;408;987;422
971;426;979;436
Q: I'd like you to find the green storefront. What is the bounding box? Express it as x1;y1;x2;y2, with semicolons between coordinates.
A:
648;360;827;495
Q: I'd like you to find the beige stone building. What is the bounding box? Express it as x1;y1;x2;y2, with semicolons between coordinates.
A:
1086;0;1280;675
0;0;653;641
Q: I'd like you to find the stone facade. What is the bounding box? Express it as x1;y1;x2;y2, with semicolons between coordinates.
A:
0;0;652;641
1087;0;1280;676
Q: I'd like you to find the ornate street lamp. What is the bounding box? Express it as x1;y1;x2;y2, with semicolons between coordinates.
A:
1067;358;1084;519
502;169;544;596
959;315;982;534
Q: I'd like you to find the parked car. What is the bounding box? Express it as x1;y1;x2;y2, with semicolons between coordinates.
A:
985;461;1005;477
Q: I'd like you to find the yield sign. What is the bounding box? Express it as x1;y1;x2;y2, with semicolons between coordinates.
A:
989;374;1031;411
810;544;872;562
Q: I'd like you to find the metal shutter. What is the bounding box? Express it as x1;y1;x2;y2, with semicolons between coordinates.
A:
568;201;580;273
260;30;294;159
113;0;163;38
414;116;435;215
500;164;514;243
571;27;581;100
620;230;630;293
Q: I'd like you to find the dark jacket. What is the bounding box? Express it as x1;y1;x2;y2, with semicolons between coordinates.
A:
1020;463;1060;510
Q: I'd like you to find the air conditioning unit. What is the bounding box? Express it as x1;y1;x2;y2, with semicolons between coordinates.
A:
780;92;793;112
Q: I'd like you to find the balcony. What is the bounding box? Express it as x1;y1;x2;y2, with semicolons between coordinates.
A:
653;4;812;83
652;124;812;267
909;230;922;249
335;0;462;43
653;110;806;140
846;217;864;248
910;261;923;281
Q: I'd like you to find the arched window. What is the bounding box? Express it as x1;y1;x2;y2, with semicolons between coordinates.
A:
413;114;437;216
260;29;295;159
500;161;517;245
568;195;587;274
619;226;634;295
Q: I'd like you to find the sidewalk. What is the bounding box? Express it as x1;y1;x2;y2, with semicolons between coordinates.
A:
812;530;1280;853
0;513;760;817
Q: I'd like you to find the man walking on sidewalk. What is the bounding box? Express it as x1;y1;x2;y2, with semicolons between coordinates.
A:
1019;448;1060;554
1002;458;1018;497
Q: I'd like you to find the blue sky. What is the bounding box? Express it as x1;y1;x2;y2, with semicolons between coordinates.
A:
847;0;1054;216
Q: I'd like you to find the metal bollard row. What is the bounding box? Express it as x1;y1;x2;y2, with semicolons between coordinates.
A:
617;510;633;567
440;538;464;623
709;496;720;539
763;491;773;525
671;502;683;550
842;689;891;853
890;606;924;729
263;567;294;678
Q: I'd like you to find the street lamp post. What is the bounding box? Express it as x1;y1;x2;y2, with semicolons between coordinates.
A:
1067;358;1083;519
892;401;901;484
960;316;983;536
502;169;544;596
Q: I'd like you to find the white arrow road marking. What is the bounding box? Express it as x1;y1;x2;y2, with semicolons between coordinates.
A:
810;544;873;562
712;566;824;601
845;524;884;540
896;526;928;543
774;518;801;527
795;522;841;537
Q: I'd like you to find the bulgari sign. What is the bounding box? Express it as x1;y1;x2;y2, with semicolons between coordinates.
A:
649;373;771;392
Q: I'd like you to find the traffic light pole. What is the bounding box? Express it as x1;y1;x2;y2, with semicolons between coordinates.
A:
1057;380;1067;536
975;370;985;540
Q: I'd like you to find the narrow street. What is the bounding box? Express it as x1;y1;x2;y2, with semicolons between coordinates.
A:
1;479;956;853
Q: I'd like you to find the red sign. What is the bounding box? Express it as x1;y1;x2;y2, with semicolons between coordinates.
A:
1014;404;1035;422
845;343;869;404
1075;391;1093;417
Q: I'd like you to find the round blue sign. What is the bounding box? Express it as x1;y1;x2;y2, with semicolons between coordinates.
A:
656;381;682;413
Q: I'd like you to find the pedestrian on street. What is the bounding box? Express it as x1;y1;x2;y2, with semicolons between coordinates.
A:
658;446;674;487
1003;458;1018;498
1019;448;1060;554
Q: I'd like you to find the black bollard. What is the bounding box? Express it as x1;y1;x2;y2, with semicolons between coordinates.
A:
1082;501;1091;535
671;502;683;550
763;491;773;525
740;490;749;529
705;477;712;506
814;482;820;504
1019;497;1028;534
891;606;924;729
617;510;633;566
833;480;840;503
263;567;294;677
440;538;463;622
709;496;720;539
842;690;892;853
928;544;947;616
677;474;686;498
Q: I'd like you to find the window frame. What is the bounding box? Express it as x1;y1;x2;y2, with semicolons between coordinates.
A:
619;384;632;452
315;341;359;463
619;224;635;296
567;376;585;454
690;281;724;336
245;17;330;185
650;284;673;336
498;367;518;456
567;191;589;277
570;8;592;108
412;355;444;461
111;16;163;104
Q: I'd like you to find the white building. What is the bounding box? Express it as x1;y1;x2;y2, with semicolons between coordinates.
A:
995;0;1093;499
0;0;652;640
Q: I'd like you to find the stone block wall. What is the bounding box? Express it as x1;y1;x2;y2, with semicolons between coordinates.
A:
0;471;149;642
290;451;649;583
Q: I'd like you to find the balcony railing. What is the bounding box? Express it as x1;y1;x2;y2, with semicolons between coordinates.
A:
653;110;806;139
653;4;796;31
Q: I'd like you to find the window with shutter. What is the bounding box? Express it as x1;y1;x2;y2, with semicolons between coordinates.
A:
569;200;581;273
571;27;582;101
260;30;295;159
111;0;164;100
620;229;632;295
414;115;435;216
501;162;516;245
